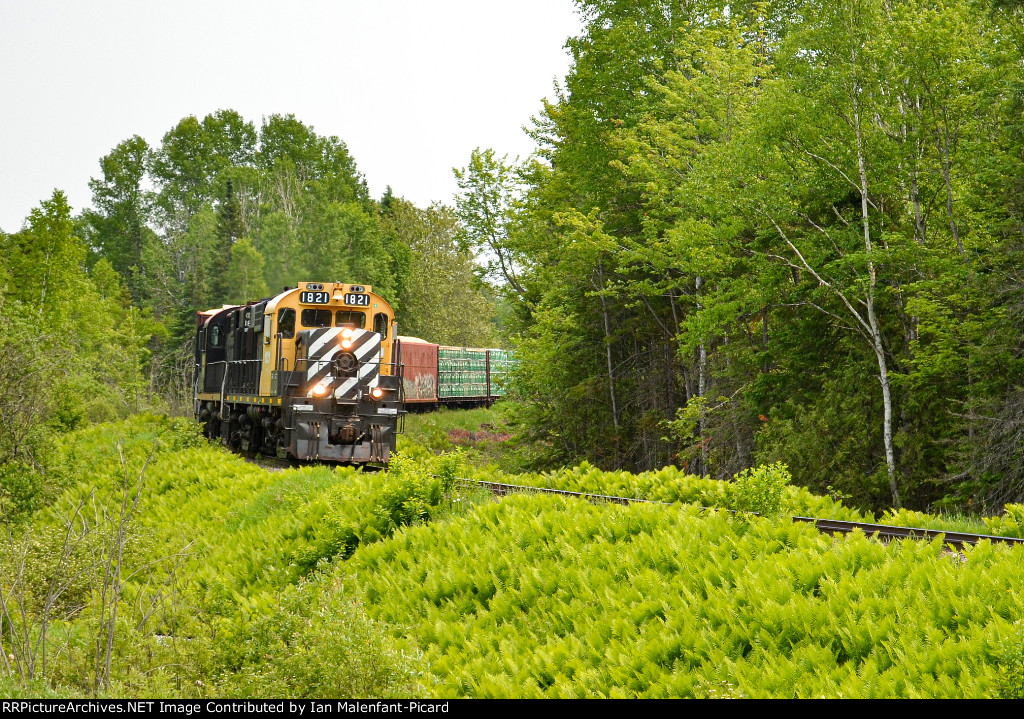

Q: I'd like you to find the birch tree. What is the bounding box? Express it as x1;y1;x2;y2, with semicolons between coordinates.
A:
745;0;910;505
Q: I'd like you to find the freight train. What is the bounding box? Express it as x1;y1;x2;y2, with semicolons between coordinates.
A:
193;281;515;466
398;337;516;409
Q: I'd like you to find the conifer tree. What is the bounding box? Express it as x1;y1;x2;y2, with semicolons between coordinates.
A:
209;179;244;306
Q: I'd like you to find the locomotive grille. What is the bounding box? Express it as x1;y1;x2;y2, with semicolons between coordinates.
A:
299;327;382;400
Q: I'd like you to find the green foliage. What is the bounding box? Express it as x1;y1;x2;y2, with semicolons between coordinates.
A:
485;0;1024;513
215;575;421;698
159;415;206;451
0;461;51;521
3;416;431;697
399;406;521;472
454;148;525;296
381;197;495;344
449;454;1024;538
81;135;153;291
224;237;269;305
327;450;467;560
434;448;465;495
996;622;1024;699
983;505;1024;539
728;462;792;517
468;459;867;523
0;677;91;699
0;195;155;521
11;414;1024;698
352;492;1024;698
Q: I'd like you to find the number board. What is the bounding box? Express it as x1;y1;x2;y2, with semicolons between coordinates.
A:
299;291;330;304
344;293;370;306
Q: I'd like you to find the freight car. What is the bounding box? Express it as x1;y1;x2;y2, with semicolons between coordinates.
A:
193;282;403;465
397;336;517;409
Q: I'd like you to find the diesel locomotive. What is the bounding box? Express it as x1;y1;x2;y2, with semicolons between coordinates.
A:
193;282;403;465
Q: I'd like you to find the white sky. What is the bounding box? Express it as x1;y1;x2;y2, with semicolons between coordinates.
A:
0;0;582;232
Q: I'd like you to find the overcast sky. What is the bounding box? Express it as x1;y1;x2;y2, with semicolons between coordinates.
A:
0;0;582;232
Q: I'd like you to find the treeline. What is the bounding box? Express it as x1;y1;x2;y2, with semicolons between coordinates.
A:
467;0;1024;511
0;194;153;515
79;111;495;350
0;113;496;517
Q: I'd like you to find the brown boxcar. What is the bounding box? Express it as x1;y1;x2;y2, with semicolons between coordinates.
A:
398;336;439;404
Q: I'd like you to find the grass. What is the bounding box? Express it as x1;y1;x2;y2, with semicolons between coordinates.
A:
399;404;522;473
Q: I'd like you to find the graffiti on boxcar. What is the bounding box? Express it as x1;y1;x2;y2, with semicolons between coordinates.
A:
403;373;437;400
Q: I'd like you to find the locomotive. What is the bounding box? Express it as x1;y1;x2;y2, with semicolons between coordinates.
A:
193;282;403;465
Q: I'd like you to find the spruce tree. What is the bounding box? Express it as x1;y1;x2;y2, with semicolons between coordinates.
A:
209;179;244;306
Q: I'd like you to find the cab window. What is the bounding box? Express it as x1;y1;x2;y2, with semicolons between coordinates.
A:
210;326;222;347
277;308;295;339
336;311;366;328
373;312;389;339
301;309;333;328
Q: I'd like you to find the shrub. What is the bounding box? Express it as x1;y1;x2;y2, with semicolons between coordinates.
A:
983;504;1024;539
997;622;1024;699
728;462;792;517
434;448;465;495
156;415;205;451
0;461;49;522
215;575;421;698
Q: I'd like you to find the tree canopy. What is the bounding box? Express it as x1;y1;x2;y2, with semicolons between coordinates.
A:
466;0;1024;512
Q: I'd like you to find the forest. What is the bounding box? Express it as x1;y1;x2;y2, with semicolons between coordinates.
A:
4;0;1024;517
3;0;1024;699
6;0;1024;517
478;0;1024;513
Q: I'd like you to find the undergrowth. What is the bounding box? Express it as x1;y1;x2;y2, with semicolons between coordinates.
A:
353;493;1024;698
1;415;468;698
5;413;1024;699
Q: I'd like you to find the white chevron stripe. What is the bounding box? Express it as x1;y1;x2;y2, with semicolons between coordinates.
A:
307;345;342;380
359;360;378;383
346;327;374;347
334;376;359;398
308;327;342;358
353;340;380;361
333;362;380;399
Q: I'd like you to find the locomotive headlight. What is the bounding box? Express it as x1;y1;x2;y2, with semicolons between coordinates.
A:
312;383;328;397
341;338;353;349
341;328;354;339
370;387;384;400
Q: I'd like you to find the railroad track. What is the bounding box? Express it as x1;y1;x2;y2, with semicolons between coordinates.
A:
242;459;1023;549
458;478;1024;550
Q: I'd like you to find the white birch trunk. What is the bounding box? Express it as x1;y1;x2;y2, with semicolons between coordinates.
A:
852;54;901;508
598;263;619;433
695;274;708;477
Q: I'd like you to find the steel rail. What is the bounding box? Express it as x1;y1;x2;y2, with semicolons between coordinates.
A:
792;516;1024;548
457;478;1024;549
244;463;1024;549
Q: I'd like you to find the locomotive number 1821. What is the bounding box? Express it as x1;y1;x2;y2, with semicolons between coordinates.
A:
299;291;330;304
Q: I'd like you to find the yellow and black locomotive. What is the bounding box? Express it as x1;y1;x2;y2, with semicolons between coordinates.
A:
193;282;403;465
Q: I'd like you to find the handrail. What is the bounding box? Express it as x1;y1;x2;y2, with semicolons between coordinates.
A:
203;358;403;403
203;357;404;400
